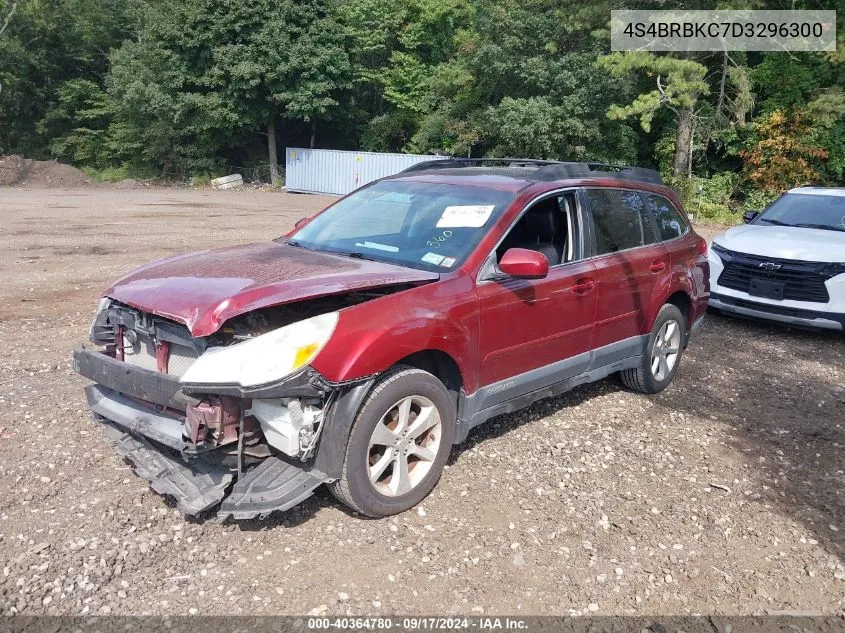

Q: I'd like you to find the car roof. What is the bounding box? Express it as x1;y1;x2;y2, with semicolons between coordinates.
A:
787;186;845;197
388;166;677;198
388;167;538;192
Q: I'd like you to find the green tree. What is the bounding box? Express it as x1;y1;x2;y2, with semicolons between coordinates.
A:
38;79;116;168
106;0;350;182
409;0;639;162
598;52;710;176
741;109;828;193
0;0;132;155
339;0;472;152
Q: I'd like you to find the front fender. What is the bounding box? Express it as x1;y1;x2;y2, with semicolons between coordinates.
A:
311;274;479;392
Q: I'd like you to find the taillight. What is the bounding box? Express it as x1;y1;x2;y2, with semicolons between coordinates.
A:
696;236;708;256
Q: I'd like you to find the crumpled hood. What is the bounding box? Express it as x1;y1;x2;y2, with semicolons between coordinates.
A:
104;241;439;336
714;224;845;263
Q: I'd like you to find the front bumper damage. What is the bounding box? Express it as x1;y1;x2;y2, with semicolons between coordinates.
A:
73;346;336;519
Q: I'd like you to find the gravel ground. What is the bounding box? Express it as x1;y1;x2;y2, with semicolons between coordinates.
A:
0;187;842;617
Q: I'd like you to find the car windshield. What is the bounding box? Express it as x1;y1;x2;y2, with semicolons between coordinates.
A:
757;192;845;232
287;180;516;271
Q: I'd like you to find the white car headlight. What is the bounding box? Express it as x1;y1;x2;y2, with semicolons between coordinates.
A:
180;312;339;387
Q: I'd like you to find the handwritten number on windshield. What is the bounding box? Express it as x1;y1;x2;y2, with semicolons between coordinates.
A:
426;230;453;248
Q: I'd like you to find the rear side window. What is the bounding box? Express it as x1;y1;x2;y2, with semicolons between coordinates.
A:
645;193;688;241
584;188;646;255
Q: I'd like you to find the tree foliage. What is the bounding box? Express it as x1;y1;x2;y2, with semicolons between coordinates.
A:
0;0;841;208
741;110;828;193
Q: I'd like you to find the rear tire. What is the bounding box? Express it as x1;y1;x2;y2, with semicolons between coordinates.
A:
328;366;455;517
621;304;686;394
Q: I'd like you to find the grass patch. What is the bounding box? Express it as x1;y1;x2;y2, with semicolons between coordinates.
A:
83;165;129;182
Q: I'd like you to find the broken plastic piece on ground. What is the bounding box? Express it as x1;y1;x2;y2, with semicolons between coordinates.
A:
217;456;326;521
103;423;233;515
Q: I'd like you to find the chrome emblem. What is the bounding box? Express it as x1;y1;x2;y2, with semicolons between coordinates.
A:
758;262;782;271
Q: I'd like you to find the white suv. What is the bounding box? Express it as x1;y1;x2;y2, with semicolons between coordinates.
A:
708;187;845;331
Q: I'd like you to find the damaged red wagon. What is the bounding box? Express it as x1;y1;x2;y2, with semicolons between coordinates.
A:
73;159;709;519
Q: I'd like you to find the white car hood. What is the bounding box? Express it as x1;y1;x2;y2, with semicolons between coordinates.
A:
713;224;845;263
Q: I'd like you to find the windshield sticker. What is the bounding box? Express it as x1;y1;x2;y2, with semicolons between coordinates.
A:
354;241;399;253
440;257;456;268
436;205;495;228
421;252;445;265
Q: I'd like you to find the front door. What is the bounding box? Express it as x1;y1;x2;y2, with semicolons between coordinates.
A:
475;191;598;407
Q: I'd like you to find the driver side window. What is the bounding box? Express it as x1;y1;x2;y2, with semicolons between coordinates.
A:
496;191;580;266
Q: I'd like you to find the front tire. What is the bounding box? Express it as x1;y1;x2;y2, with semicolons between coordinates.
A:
328;366;456;517
621;304;686;394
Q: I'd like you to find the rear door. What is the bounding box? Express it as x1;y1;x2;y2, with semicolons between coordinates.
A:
582;187;669;352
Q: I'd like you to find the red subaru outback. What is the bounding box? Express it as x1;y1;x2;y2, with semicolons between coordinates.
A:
73;159;709;519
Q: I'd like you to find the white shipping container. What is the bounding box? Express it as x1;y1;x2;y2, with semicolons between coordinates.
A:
285;148;435;196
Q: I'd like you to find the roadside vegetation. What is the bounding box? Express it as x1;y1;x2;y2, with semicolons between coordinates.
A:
0;0;842;222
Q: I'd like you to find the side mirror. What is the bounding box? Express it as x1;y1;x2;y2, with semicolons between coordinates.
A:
742;210;759;224
294;217;310;229
498;248;549;280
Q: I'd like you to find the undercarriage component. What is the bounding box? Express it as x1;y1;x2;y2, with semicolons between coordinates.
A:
185;396;241;447
217;456;326;520
103;423;234;515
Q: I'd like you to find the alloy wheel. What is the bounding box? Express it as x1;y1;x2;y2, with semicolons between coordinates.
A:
366;395;442;497
651;319;681;381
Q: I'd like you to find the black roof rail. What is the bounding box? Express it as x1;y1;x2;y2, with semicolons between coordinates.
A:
532;162;663;185
400;157;562;173
400;157;663;185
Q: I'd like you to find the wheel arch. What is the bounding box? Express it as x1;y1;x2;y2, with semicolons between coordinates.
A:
396;349;463;399
644;287;694;338
665;290;692;328
313;348;464;480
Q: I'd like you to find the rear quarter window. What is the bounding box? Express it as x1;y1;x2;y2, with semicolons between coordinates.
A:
645;193;689;241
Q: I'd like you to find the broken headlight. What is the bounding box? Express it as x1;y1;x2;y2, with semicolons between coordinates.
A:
88;297;113;344
179;312;338;387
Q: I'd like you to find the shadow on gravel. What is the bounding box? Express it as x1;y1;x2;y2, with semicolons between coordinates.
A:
656;312;844;563
449;380;610;465
450;310;843;566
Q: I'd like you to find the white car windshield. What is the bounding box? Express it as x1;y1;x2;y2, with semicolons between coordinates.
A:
757;192;845;232
287;180;516;271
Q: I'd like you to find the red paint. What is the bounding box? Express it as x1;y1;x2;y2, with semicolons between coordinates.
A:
103;241;438;336
473;259;598;386
497;248;549;279
102;171;708;399
155;341;170;373
310;177;707;394
591;243;670;349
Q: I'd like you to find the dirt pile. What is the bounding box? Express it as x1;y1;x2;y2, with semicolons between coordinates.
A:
0;154;94;188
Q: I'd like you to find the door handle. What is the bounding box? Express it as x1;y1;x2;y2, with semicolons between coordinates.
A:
649;260;666;273
571;277;595;294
